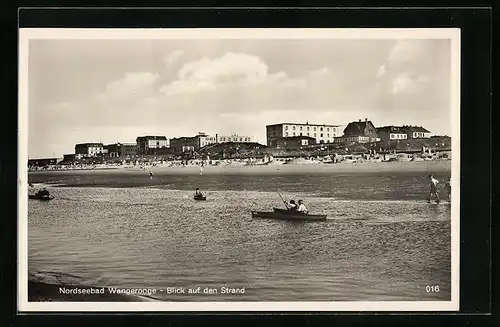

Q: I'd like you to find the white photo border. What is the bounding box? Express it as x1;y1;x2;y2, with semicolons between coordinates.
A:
18;27;461;312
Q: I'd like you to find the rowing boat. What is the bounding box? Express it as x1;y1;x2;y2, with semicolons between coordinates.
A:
194;195;206;201
28;193;54;201
251;209;327;221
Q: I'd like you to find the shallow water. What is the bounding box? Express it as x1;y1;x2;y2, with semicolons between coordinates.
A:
27;165;452;301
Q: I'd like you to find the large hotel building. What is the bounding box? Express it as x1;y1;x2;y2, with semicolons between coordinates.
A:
266;122;344;146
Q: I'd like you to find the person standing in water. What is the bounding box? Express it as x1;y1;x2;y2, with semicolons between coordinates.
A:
445;177;451;202
149;171;153;179
427;174;440;203
200;160;204;175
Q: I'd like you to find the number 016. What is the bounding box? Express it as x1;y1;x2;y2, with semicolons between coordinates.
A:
426;285;440;293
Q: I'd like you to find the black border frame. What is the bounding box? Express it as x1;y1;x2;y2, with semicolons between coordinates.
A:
1;6;493;327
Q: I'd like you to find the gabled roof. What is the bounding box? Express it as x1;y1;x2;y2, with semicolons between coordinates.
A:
344;120;375;135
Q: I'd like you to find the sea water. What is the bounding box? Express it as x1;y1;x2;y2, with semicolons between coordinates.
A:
27;163;451;301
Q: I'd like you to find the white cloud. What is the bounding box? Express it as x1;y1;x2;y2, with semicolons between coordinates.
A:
387;40;426;63
104;72;160;98
160;52;304;96
391;74;414;94
165;50;184;65
391;73;430;94
376;64;387;78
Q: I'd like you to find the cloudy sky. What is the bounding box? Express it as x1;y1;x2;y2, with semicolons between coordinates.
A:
27;37;452;158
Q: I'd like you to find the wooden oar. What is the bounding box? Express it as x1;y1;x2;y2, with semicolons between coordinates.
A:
277;191;289;209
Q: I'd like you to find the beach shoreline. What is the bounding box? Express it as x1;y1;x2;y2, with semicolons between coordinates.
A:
28;159;451;176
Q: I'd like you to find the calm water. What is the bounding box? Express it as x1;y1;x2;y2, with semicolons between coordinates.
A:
28;163;452;301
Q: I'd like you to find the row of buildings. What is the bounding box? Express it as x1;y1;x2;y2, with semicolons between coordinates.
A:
265;119;431;149
59;132;254;161
28;118;433;166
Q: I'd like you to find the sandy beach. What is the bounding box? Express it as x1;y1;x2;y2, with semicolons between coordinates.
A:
28;159;451;176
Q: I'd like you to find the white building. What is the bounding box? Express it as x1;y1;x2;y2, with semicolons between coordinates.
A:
136;136;169;155
216;133;253;143
266;122;344;146
74;142;106;157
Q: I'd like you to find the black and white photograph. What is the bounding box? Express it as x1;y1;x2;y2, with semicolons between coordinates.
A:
18;28;460;311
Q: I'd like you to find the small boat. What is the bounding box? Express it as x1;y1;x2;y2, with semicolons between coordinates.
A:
193;194;206;201
251;209;327;221
28;190;54;201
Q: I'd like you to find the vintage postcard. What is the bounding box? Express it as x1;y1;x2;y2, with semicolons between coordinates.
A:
18;28;460;312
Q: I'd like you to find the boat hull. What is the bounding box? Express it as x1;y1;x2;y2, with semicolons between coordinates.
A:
251;210;326;221
194;196;206;201
28;195;54;201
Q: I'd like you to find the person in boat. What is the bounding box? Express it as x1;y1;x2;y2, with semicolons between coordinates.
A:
194;188;203;197
297;200;308;214
288;200;297;211
37;188;50;197
427;174;440;203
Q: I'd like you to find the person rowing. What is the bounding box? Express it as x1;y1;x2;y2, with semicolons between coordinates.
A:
288;200;298;211
297;200;308;214
194;188;203;197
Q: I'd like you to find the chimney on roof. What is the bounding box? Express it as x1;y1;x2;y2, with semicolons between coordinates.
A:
359;119;361;122
365;118;368;122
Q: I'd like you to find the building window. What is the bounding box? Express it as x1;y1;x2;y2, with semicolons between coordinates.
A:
285;126;288;130
300;126;303;130
314;133;317;137
300;132;303;136
314;127;317;131
307;132;310;136
320;127;323;131
327;133;330;137
320;133;323;137
293;126;296;130
293;132;296;136
327;128;329;132
307;127;310;131
285;132;288;136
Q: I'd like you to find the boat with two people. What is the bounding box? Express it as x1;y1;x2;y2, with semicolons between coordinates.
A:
193;188;206;201
251;192;327;221
28;188;54;201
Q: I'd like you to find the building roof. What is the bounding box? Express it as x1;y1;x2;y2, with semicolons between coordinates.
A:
266;122;342;127
279;136;316;141
105;142;137;147
28;157;59;161
75;142;104;147
401;125;431;133
343;120;375;135
136;136;167;140
376;126;406;133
